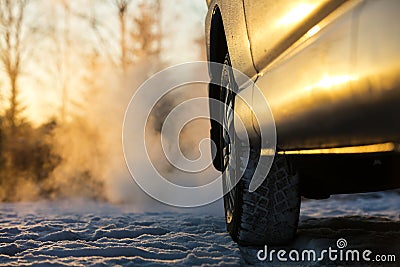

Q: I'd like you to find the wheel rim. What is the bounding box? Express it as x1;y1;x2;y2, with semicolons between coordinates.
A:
221;58;236;225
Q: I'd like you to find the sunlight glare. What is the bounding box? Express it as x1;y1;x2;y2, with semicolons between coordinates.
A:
278;3;316;26
306;25;321;38
305;75;358;92
280;142;398;155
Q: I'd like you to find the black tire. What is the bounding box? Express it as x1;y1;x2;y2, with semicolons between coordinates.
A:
220;53;300;246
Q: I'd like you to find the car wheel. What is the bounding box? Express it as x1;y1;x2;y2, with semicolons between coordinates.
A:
220;53;300;246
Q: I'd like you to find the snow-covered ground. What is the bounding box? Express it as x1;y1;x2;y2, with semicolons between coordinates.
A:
0;192;399;266
242;191;400;266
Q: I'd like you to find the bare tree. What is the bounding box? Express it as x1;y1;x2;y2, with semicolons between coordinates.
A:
0;0;28;130
68;0;131;74
56;0;72;122
114;0;131;74
131;2;161;59
67;0;162;75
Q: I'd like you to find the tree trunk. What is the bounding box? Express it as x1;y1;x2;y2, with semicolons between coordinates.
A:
9;74;18;131
119;3;127;74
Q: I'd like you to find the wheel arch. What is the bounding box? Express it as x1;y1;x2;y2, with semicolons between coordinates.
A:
205;1;257;80
209;6;228;68
208;5;228;108
206;2;259;171
207;5;228;172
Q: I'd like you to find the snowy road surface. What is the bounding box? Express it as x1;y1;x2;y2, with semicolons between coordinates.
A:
0;192;399;266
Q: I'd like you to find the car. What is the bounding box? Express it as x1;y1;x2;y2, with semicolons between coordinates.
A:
205;0;400;246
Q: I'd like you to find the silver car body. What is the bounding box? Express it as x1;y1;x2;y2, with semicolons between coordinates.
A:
205;0;400;153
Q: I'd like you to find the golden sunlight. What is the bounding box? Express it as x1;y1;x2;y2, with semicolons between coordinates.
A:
277;3;316;26
304;75;358;92
306;25;321;38
281;142;398;155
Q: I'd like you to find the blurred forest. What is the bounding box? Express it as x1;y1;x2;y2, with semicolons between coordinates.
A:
0;0;205;202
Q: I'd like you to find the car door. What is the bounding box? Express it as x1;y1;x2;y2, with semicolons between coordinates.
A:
243;0;346;71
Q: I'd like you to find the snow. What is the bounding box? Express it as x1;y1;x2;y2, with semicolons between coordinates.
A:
241;191;400;266
0;192;399;266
